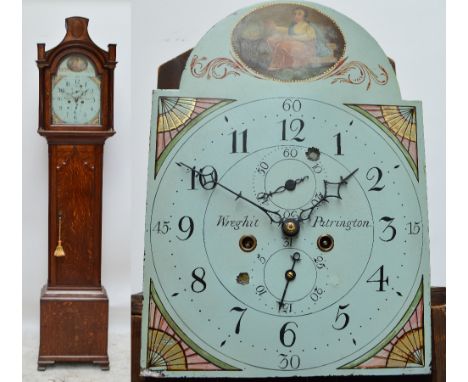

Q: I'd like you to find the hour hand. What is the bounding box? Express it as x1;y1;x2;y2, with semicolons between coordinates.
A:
176;162;283;224
323;168;359;199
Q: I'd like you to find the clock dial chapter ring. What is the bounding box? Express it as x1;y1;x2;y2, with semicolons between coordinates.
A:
147;97;426;372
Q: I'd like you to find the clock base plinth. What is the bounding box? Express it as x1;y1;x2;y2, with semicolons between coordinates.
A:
38;285;109;371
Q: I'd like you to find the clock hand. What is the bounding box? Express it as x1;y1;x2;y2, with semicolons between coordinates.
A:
78;88;90;99
278;252;301;311
176;162;283;224
63;92;75;100
298;168;359;222
257;176;309;203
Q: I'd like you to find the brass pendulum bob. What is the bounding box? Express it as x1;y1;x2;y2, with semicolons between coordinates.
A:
54;214;65;257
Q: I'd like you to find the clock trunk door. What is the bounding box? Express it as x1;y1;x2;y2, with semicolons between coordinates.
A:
49;144;102;287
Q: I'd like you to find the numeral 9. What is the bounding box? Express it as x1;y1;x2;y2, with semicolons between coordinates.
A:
176;216;194;240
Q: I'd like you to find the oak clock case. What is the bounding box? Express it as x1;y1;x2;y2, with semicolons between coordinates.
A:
36;17;116;370
141;1;431;379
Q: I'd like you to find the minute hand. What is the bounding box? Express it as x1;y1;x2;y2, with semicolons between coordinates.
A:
176;162;283;224
298;168;359;223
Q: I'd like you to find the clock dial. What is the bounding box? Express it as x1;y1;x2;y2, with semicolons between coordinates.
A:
51;54;101;125
144;97;426;375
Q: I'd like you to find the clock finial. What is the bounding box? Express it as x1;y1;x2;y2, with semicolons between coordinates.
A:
64;16;90;40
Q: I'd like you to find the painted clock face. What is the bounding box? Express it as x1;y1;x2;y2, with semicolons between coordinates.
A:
144;97;427;376
51;54;101;125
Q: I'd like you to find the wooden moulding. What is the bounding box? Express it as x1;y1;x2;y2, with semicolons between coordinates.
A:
131;287;445;382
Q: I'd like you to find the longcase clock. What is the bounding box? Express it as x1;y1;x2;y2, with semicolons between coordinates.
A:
36;17;116;371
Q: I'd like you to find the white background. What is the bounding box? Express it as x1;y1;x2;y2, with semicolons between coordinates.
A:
131;0;446;294
22;0;132;331
22;0;445;335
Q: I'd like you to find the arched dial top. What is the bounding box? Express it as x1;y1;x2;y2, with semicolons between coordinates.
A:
180;1;400;102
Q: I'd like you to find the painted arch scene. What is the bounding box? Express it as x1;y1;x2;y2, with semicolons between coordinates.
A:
232;3;346;81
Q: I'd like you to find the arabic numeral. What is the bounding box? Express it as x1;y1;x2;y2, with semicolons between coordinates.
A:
176;216;194;240
283;237;292;247
367;166;385;191
332;304;350;330
282;98;302;112
189;166;217;190
255;285;267;295
153;220;170;234
380;216;397;241
310;286;324;301
312;163;323;173
279;354;301;369
191;267;207;293
282;209;299;219
282;147;298;158
279;322;297;347
279;302;292;313
407;222;421;235
367;265;389;292
230;307;247;334
257;254;266;264
256;161;269;175
313;255;325;269
281;119;305;142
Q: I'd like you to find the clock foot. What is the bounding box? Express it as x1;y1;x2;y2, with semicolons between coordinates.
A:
37;360;54;371
93;359;110;371
38;285;109;370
